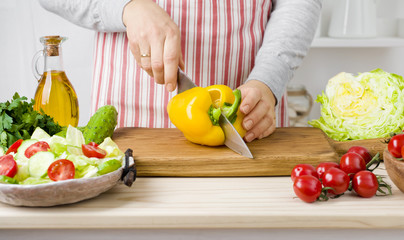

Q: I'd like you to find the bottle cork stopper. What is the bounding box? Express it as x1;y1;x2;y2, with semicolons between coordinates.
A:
40;35;66;56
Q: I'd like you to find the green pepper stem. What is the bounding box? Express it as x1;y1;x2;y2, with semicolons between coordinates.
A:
208;106;222;126
221;89;242;124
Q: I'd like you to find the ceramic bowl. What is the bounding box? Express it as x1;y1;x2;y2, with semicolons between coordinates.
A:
0;151;136;207
0;168;123;207
383;149;404;193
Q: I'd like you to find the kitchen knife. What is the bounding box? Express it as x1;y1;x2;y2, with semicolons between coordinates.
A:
177;68;197;94
176;68;254;158
219;113;253;158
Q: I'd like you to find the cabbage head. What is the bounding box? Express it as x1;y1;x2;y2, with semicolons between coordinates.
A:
308;69;404;141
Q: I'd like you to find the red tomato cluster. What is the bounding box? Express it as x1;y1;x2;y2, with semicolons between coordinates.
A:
291;146;391;203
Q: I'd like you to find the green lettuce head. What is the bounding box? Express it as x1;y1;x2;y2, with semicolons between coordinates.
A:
308;69;404;141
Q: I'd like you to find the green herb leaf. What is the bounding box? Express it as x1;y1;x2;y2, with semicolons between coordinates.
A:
0;92;62;149
0;112;13;132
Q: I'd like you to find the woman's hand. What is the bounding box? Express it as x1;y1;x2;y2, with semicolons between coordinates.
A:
123;0;184;92
238;80;277;142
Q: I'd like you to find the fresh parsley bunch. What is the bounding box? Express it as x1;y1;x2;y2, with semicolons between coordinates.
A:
0;93;62;151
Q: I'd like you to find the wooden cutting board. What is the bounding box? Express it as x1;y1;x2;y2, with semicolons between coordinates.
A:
112;127;339;177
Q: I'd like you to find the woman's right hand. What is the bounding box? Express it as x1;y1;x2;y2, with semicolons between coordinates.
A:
123;0;184;92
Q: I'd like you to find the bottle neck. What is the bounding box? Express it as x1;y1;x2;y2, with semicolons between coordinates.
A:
44;45;64;72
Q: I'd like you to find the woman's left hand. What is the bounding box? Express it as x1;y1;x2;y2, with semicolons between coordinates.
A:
238;80;277;142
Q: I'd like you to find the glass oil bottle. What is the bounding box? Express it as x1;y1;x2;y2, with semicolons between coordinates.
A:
33;36;79;127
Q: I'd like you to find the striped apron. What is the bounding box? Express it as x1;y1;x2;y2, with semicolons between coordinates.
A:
91;0;288;128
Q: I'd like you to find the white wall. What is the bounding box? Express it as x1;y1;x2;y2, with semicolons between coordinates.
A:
292;0;404;120
292;47;404;120
1;0;403;126
0;0;93;126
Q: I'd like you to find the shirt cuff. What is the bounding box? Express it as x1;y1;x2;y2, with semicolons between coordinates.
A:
99;0;132;32
246;55;292;105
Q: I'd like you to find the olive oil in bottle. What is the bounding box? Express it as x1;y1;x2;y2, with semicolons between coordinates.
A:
33;36;79;127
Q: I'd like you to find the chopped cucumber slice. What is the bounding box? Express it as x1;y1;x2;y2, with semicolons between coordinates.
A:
28;151;55;178
14;163;30;182
97;159;121;175
15;139;38;163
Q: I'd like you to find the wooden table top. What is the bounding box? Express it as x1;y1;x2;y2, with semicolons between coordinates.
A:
0;164;403;229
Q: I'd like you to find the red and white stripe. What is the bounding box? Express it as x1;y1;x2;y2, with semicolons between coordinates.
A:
91;0;289;128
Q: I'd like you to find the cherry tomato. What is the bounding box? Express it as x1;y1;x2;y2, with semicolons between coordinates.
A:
352;170;378;198
316;162;339;180
388;134;404;158
347;146;372;164
291;164;318;182
88;142;99;147
339;152;366;178
82;144;107;158
25;141;50;158
47;159;75;181
322;167;350;195
293;175;322;203
0;155;18;178
5;139;23;154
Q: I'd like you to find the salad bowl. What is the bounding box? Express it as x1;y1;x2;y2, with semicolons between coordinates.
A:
0;149;136;207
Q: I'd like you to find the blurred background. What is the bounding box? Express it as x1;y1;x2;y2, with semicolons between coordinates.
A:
0;0;403;126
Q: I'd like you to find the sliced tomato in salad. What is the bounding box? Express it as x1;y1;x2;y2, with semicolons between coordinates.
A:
88;142;99;147
82;144;107;158
47;159;75;181
0;154;18;178
25;141;50;158
6;139;23;154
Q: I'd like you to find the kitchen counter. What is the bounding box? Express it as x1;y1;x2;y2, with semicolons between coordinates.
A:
0;164;403;239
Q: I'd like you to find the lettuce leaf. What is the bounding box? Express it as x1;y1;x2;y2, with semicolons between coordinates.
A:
309;69;404;141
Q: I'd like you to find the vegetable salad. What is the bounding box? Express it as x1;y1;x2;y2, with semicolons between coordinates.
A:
0;126;123;185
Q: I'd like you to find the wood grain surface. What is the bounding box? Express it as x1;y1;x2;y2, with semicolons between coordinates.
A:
0;164;402;229
384;149;404;193
112;127;338;177
329;137;388;158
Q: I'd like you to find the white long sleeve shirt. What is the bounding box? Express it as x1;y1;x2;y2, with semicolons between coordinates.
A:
38;0;322;103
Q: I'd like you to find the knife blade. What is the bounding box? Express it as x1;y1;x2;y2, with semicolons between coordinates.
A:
177;68;197;93
219;113;254;158
176;68;253;158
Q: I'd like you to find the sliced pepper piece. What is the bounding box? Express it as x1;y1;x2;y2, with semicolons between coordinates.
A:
167;85;245;146
205;85;246;138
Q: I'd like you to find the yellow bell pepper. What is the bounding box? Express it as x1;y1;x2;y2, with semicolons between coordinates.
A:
205;85;246;138
167;85;246;146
